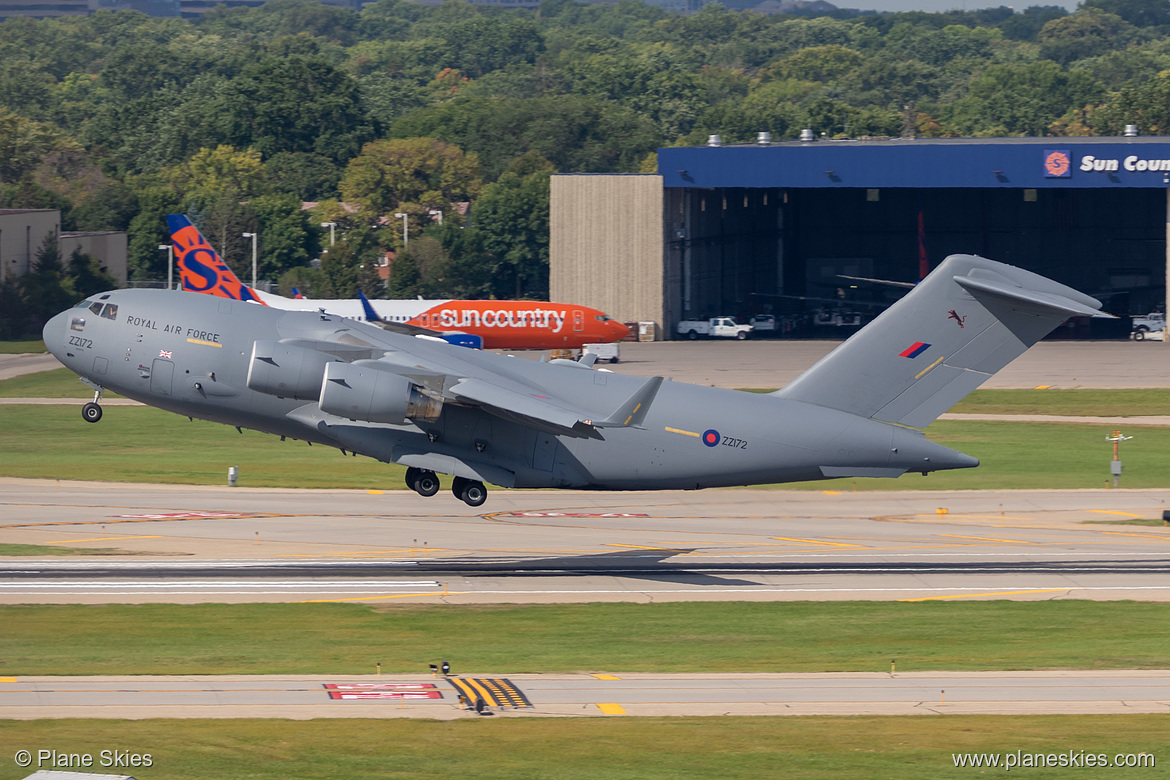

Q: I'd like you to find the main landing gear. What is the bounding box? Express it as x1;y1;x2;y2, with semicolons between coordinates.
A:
404;468;488;507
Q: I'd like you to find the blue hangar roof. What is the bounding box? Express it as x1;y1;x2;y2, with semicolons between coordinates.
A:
658;137;1170;190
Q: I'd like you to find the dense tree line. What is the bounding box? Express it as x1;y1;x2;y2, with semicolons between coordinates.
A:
3;0;1170;334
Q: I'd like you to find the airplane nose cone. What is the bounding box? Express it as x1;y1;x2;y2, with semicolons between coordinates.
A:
42;310;69;359
610;320;631;341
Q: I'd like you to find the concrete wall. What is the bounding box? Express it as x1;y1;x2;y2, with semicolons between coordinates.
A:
550;174;664;336
60;231;129;287
0;210;59;284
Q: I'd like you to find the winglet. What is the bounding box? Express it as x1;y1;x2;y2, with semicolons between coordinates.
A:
594;376;663;429
357;290;382;322
166;214;266;305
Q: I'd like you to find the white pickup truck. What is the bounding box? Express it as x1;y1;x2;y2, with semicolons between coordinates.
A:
1132;312;1165;339
677;317;753;340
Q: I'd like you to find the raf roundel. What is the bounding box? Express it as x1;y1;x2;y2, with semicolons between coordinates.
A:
702;429;720;447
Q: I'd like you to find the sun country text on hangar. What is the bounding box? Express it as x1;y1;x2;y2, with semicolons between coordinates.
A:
549;136;1170;340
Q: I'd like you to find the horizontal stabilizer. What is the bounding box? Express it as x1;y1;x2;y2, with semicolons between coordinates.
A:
776;254;1107;429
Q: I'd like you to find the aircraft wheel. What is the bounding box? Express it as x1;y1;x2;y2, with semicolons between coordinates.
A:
451;476;468;499
413;470;440;497
404;467;419;491
81;403;102;423
459;480;487;508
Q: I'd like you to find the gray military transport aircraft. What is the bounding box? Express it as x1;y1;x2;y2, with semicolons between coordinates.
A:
43;254;1105;507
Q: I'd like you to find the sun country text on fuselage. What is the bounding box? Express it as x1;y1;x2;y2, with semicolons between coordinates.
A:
167;214;628;350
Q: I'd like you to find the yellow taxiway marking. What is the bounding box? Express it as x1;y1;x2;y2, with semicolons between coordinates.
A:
901;588;1071;602
821;490;842;495
186;337;222;348
604;543;688;552
1100;531;1170;542
592;674;622;680
1088;510;1146;518
48;535;162;544
597;702;627;715
914;355;945;380
771;536;863;548
664;426;700;438
0;677;16;683
1034;385;1052;390
367;490;384;495
939;534;1038;545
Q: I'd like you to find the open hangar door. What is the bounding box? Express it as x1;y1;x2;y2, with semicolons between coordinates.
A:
666;184;1159;339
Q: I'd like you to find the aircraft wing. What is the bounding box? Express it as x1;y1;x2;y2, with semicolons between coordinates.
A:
301;321;663;437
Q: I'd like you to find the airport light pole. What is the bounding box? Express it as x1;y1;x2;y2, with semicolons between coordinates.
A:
242;231;257;288
158;244;173;290
320;221;336;246
394;212;409;249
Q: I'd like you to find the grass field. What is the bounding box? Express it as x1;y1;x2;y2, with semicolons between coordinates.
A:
2;403;1168;490
3;601;1168;676
0;367;121;398
0;716;1163;780
0;542;118;556
0;339;45;354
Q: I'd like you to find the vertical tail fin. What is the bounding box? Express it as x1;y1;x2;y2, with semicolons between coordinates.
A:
166;214;266;305
775;254;1106;428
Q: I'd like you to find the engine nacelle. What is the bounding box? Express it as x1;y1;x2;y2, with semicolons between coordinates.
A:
318;360;442;424
246;340;338;401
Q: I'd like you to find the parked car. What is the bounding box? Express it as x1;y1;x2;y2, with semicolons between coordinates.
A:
1132;312;1165;339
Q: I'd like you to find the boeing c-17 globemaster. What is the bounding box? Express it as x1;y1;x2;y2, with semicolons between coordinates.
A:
43;255;1105;506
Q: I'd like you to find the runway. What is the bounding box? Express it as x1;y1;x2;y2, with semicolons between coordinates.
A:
3;477;1170;604
3;671;1168;719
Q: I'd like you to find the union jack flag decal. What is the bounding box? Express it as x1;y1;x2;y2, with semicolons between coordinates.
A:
159;349;173;359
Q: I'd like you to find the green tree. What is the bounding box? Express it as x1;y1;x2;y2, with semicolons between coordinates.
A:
211;55;374;163
20;233;75;333
1082;0;1169;27
946;61;1104;136
470;167;551;299
340;137;482;215
66;246;116;298
249;193;321;279
1038;9;1132;66
0;275;29;340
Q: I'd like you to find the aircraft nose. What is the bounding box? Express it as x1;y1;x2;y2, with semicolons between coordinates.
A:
42;309;69;361
610;320;631;341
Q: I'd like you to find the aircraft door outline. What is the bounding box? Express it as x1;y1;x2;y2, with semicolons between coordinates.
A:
573;309;584;332
150;359;175;396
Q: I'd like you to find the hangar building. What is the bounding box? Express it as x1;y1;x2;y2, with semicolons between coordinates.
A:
550;136;1170;339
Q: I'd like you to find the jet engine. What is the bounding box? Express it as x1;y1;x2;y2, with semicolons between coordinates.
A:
246;340;339;401
318;360;442;424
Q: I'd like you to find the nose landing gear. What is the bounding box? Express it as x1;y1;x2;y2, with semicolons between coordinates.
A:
80;379;105;423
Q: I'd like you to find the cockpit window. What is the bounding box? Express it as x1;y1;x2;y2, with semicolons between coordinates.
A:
89;302;103;315
100;303;118;320
595;314;612;322
74;300;92;309
70;317;85;332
